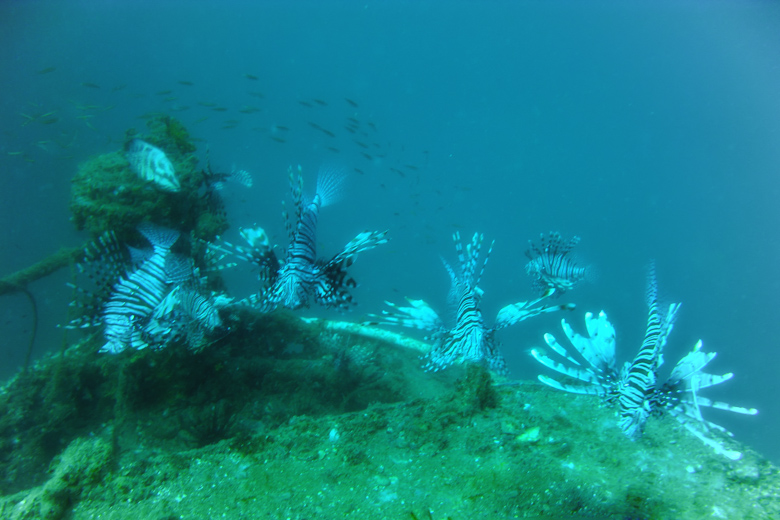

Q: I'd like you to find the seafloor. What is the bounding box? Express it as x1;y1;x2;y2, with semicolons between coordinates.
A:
0;310;777;520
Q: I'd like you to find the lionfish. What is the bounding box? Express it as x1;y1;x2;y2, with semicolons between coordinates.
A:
530;267;757;459
66;223;228;353
145;286;229;351
372;232;574;374
230;165;388;311
198;156;253;214
525;232;590;295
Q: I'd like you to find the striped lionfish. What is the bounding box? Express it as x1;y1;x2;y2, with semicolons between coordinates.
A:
198;155;253;214
372;232;575;374
230;165;388;311
531;267;757;459
525;232;590;295
66;223;228;353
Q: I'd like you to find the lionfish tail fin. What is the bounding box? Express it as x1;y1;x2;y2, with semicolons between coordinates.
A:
137;222;180;252
315;165;347;208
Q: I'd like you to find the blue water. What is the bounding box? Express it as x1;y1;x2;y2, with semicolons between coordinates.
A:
1;0;778;464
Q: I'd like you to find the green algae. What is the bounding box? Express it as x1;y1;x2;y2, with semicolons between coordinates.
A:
0;313;778;519
69;116;227;244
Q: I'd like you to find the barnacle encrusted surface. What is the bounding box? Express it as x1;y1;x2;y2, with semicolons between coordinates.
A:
69;116;227;244
0;313;777;519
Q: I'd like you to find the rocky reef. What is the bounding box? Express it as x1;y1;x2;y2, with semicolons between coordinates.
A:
0;312;777;519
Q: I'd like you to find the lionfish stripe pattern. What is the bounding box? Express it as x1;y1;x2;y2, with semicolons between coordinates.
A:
423;232;496;371
373;232;569;375
264;166;346;309
618;273;664;436
618;269;680;437
145;286;226;351
525;232;589;295
101;223;180;353
531;268;757;459
227;165;385;311
65;231;126;329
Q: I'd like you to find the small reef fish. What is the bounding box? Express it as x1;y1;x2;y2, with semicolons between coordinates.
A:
345;98;359;108
81;82;101;89
308;122;335;137
238;105;261;114
36;66;56;74
244;73;259;80
525;232;591;295
125;139;181;192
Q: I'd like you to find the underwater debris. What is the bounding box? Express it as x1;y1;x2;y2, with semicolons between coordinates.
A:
531;270;757;459
125;138;181;192
372;232;574;374
525;231;591;295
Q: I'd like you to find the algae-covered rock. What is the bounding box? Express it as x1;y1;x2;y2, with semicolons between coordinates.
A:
69;116;228;243
1;436;112;520
1;316;779;519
